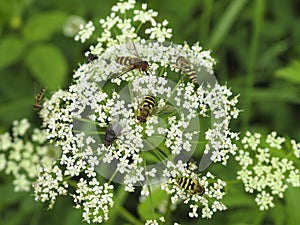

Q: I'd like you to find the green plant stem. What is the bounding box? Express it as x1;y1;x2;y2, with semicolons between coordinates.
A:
73;129;105;134
114;204;143;225
241;0;265;130
226;179;242;185
107;168;119;185
136;22;143;34
164;196;172;225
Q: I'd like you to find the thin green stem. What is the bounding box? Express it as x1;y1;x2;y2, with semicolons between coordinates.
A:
164;196;172;225
241;0;265;130
136;22;143;34
143;159;156;217
226;179;242;185
73;130;105;134
114;205;143;225
107;168;119;185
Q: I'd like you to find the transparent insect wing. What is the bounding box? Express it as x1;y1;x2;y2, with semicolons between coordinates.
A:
155;105;176;116
111;118;126;136
198;149;214;172
125;38;141;58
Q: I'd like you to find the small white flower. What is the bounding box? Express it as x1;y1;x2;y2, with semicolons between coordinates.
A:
266;132;285;149
74;21;95;43
290;139;300;158
255;191;274;210
63;15;85;37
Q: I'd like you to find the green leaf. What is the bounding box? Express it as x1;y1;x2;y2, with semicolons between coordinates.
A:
0;36;24;69
275;60;300;84
286;188;300;225
208;0;248;49
138;188;168;221
22;11;67;42
25;44;68;89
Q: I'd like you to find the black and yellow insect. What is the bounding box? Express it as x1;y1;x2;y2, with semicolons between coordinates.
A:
137;95;176;123
33;87;46;110
176;177;205;195
87;53;98;62
137;95;156;123
114;40;150;78
176;56;197;84
103;119;124;146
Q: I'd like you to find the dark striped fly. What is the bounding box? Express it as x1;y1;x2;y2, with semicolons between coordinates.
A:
33;87;46;110
137;95;156;123
176;176;205;195
176;56;197;84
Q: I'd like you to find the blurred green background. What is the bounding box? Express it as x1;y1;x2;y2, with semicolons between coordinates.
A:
1;0;300;224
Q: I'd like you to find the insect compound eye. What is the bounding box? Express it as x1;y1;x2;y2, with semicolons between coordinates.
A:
141;61;149;71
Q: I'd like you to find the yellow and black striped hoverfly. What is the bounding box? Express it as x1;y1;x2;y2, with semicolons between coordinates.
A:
176;176;205;195
33;87;46;110
137;95;175;123
176;56;197;84
114;40;150;78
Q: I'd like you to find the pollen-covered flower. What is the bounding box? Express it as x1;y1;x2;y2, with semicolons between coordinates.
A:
236;132;300;210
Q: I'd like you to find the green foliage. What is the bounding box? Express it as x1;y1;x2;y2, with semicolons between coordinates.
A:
276;60;300;84
0;36;25;69
22;11;67;42
138;189;168;221
25;44;68;89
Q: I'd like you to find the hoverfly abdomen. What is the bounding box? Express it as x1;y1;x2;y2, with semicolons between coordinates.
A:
33;87;46;110
176;56;197;84
137;95;156;123
116;56;134;66
176;177;205;195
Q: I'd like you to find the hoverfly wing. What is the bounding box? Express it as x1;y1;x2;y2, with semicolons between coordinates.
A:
154;105;176;116
109;67;134;80
125;37;141;58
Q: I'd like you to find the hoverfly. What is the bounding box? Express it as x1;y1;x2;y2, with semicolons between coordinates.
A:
114;40;150;78
176;176;205;195
103;119;125;146
137;95;175;123
87;53;98;62
33;87;46;110
176;56;197;84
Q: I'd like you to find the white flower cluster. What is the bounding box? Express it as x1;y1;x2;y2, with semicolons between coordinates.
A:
72;178;114;223
161;160;227;219
0;119;57;192
34;0;240;223
74;21;95;43
290;139;300;158
236;131;300;210
81;0;172;56
33;164;68;209
145;217;166;225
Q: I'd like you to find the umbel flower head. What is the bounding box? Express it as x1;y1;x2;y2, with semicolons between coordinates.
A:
34;0;239;223
236;131;300;210
0;119;57;192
